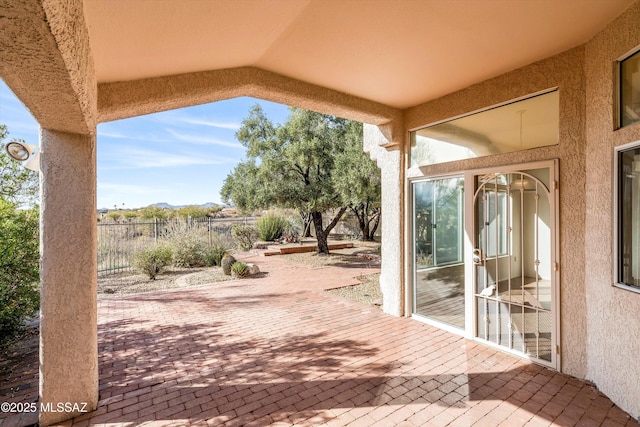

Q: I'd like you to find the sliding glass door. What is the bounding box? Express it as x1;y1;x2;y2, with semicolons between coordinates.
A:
412;176;465;329
411;162;559;369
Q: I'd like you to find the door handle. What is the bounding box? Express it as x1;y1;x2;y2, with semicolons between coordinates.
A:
473;249;483;265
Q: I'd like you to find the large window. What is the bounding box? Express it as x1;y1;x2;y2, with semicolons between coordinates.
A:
620;49;640;128
410;90;559;167
616;143;640;292
413;177;464;269
412;176;465;329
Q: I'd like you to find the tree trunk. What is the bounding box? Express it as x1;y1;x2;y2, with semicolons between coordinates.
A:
311;207;348;254
300;211;313;237
311;211;328;254
353;203;376;241
368;208;381;241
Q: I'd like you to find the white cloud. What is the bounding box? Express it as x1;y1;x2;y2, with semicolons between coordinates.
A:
146;111;241;130
173;117;241;130
97;130;128;139
102;146;238;169
165;129;243;148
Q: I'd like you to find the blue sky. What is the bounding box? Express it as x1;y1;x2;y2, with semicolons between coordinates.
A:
0;79;290;209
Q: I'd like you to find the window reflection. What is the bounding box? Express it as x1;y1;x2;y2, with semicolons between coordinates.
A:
618;147;640;289
410;90;559;167
413;176;465;329
621;50;640;128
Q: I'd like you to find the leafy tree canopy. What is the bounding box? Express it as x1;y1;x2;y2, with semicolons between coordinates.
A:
221;105;380;252
334;126;381;241
0;198;39;347
138;206;169;220
176;205;218;220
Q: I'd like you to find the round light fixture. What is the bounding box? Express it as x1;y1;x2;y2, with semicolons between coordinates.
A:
5;141;31;161
4;141;40;172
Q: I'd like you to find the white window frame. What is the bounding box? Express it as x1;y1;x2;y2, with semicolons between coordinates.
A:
613;140;640;294
617;45;640;129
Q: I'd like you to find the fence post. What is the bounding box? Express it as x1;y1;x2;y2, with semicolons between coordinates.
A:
208;217;212;247
154;218;158;243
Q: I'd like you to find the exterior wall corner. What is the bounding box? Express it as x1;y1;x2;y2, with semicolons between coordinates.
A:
364;123;404;316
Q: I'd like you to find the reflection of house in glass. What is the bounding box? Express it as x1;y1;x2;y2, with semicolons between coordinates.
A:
413;177;465;329
411;91;560;167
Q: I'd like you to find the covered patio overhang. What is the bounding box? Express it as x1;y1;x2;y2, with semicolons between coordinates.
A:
0;0;637;424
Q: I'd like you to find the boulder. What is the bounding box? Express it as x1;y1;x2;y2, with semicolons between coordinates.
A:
246;263;260;275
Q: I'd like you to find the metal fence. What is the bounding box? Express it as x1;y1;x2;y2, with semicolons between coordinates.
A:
97;217;254;274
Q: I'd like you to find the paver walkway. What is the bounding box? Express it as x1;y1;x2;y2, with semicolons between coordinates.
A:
2;252;638;426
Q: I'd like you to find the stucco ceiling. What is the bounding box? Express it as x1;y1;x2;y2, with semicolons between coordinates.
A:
84;0;635;109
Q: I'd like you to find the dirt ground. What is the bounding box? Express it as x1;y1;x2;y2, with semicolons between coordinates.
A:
97;240;382;299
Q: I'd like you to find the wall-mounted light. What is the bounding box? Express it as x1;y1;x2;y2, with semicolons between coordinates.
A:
4;140;40;172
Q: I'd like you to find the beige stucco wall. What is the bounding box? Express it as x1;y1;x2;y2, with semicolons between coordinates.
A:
0;1;100;425
364;125;404;316
584;0;640;418
404;47;588;379
40;129;99;426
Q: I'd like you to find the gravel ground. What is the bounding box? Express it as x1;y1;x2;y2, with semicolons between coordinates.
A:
282;241;381;269
325;273;382;308
98;267;232;295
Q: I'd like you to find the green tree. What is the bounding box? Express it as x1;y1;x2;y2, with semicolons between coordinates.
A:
334;122;381;241
222;105;372;254
221;160;266;216
138;206;169;220
0;199;39;347
104;211;122;222
176;205;211;219
0;125;39;207
121;210;138;221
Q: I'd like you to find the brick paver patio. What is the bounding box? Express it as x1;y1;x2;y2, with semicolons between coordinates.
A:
2;252;638;426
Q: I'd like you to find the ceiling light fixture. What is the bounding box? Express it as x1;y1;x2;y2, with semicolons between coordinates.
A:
4;140;40;172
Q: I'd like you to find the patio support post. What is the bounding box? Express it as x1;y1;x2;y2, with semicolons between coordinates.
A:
363;123;404;316
39;129;98;426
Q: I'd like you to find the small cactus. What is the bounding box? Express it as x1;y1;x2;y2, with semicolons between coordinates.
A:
221;253;237;275
231;261;249;278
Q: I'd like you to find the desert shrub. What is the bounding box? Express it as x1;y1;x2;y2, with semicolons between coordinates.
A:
163;221;208;267
171;239;208;267
222;254;237;275
0;200;39;348
231;224;259;251
207;237;231;267
104;211;122;222
132;244;173;279
256;213;288;241
280;217;301;243
231;261;249;278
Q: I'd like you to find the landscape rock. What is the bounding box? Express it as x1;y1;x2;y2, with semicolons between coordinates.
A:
247;263;260;275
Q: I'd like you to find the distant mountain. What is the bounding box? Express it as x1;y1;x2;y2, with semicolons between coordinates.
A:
98;202;226;211
147;202;222;210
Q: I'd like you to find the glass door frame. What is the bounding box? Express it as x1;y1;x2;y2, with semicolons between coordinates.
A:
408;173;467;336
464;159;560;369
407;160;560;369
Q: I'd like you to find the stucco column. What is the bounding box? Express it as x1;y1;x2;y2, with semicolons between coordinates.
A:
39;129;98;426
363;124;404;316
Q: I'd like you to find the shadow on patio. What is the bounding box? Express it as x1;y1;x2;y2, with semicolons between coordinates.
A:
3;255;637;427
65;257;637;427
